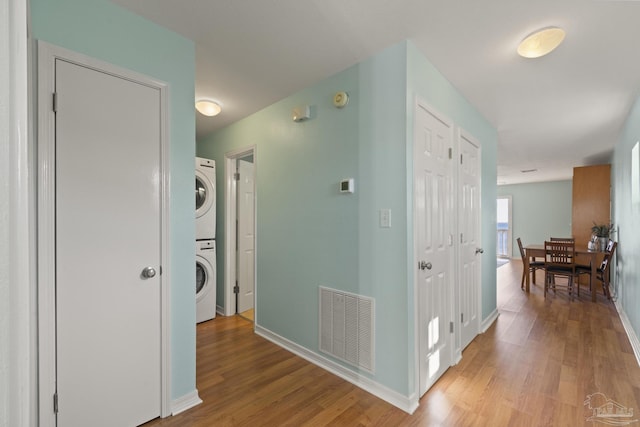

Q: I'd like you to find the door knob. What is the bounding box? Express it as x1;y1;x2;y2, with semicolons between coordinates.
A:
475;248;484;254
141;266;156;279
419;261;432;270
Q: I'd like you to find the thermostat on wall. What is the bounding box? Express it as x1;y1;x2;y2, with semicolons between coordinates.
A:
340;178;354;193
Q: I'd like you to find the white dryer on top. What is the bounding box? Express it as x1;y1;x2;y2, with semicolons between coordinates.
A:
195;157;216;240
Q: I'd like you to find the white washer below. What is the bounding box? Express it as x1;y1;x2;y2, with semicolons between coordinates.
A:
196;157;216;240
196;239;216;323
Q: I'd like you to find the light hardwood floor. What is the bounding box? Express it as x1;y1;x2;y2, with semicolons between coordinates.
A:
144;260;640;426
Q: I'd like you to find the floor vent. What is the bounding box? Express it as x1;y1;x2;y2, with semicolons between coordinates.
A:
319;286;374;373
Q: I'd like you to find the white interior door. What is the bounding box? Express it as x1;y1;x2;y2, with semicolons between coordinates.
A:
55;59;161;426
458;131;481;351
414;101;453;397
237;159;255;314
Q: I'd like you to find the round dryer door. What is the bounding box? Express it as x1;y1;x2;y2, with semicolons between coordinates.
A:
196;260;211;302
195;171;214;218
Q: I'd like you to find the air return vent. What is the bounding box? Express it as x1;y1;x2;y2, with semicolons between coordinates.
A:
319;286;374;373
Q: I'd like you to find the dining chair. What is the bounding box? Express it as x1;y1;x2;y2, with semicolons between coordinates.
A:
517;237;545;290
548;237;574;287
605;239;615;253
577;241;617;300
544;240;578;298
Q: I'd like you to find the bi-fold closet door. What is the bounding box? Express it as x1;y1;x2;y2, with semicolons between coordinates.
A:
413;99;482;398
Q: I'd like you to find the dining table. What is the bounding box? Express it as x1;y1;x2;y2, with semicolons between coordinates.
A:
523;243;604;302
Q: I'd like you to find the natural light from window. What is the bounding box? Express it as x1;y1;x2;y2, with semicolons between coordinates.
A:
497;198;510;257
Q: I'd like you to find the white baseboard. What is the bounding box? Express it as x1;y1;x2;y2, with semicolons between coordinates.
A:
481;309;499;333
216;305;225;317
171;389;202;416
254;324;418;414
614;300;640;367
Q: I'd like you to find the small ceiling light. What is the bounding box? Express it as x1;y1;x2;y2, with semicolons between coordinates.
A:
517;27;565;58
195;99;222;117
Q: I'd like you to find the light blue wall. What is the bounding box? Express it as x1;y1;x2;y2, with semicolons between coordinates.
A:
198;40;497;398
356;43;410;393
199;51;410;391
612;95;640;340
31;0;196;399
497;180;573;257
406;42;499;321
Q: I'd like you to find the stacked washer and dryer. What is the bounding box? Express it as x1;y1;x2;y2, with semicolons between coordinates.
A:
195;157;217;323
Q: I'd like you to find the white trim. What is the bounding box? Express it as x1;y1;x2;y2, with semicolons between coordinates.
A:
171;390;202;415
481;309;499;333
614;300;640;367
159;72;172;419
36;41;172;424
36;41;58;427
6;0;33;425
223;146;256;317
255;325;418;415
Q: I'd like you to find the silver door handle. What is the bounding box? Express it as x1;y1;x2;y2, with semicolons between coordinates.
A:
475;248;484;254
419;261;432;270
141;266;156;279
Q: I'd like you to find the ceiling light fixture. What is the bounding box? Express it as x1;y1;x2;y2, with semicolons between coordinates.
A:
195;99;222;117
517;27;565;58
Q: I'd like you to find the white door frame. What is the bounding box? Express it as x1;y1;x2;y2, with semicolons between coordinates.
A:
223;146;257;317
5;0;33;425
36;42;172;425
456;127;482;355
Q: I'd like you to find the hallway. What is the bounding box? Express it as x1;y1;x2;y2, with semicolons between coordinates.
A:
145;260;640;426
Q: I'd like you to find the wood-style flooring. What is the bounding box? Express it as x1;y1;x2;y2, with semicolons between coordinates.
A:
144;260;640;426
239;308;254;322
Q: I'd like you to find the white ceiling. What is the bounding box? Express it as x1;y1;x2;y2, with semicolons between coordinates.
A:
111;0;640;185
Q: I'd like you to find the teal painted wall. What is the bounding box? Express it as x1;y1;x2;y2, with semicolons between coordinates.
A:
198;41;497;397
406;42;499;321
199;47;410;393
612;95;640;340
31;0;196;399
497;180;573;257
356;43;410;393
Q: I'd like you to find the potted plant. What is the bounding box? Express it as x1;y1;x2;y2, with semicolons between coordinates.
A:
591;223;614;251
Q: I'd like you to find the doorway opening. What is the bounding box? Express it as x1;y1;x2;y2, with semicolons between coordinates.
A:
223;147;256;323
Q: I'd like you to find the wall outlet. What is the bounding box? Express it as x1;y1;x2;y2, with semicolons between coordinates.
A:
379;209;391;228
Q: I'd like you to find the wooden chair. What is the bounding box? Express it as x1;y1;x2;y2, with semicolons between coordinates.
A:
517;237;544;290
577;241;617;300
544;240;578;298
549;237;578;288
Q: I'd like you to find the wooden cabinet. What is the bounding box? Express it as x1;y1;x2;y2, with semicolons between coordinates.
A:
572;164;611;249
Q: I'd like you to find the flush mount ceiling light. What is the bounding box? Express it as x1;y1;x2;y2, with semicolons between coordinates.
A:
517;27;565;58
195;99;222;117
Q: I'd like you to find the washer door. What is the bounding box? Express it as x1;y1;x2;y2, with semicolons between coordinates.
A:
195;169;214;219
196;257;212;302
